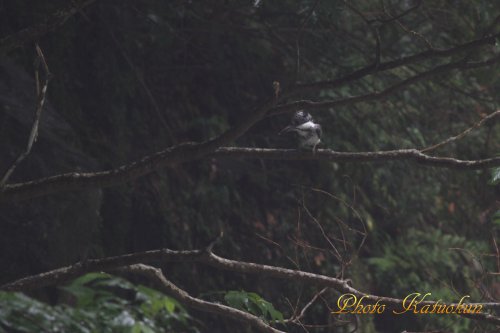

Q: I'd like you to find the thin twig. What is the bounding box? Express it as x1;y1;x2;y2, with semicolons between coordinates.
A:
421;110;500;153
374;1;422;24
0;44;51;188
343;1;381;67
301;202;343;263
275;53;500;114
381;1;433;49
285;287;328;323
492;235;500;274
294;0;321;81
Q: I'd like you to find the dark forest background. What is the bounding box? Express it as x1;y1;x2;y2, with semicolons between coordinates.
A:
0;0;499;332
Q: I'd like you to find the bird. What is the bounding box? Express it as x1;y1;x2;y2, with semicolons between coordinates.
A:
279;111;322;152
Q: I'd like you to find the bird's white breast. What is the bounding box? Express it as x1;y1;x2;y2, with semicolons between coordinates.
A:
295;121;316;137
296;121;316;130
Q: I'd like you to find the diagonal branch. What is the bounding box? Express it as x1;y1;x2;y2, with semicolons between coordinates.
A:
294;31;500;92
0;66;280;201
273;54;500;115
120;264;285;333
375;0;423;24
0;44;51;188
383;0;433;50
421;110;500;153
284;287;328;324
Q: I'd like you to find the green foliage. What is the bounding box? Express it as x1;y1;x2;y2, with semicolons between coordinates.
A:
368;228;490;332
0;273;197;333
224;290;284;324
490;167;500;185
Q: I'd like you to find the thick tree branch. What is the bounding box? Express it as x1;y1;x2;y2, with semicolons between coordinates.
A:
211;148;499;169
2;46;498;202
1;32;497;204
1;148;498;202
1;248;203;291
120;264;285;333
2;248;499;326
273;54;500;115
0;74;279;201
0;1;99;54
295;31;500;92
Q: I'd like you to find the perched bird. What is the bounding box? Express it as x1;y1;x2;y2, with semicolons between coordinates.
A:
279;111;322;152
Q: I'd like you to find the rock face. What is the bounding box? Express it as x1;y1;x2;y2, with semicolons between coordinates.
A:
0;57;102;283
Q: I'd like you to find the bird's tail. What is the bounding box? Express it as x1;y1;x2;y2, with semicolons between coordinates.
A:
278;125;294;135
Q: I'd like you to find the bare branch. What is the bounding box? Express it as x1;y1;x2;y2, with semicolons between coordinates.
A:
295;31;500;91
2;247;499;325
0;44;51;188
0;74;280;201
285;287;328;324
375;1;423;24
294;0;322;81
1;49;498;201
1;147;498;202
381;1;433;49
211;148;500;169
421;110;500;153
273;54;500;114
120;264;285;333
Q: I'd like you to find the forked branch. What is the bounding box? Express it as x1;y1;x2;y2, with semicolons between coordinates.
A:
2;247;499;326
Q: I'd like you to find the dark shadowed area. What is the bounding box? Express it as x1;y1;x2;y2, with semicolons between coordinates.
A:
0;1;499;332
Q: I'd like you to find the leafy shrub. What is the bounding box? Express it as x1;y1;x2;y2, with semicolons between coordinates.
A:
0;273;198;333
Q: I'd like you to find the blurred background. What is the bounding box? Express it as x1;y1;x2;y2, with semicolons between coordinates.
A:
0;0;499;332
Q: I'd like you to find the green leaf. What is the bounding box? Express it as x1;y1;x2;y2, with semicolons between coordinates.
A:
69;272;112;286
223;290;283;323
269;307;284;323
224;291;247;311
164;298;176;313
490;167;500;185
